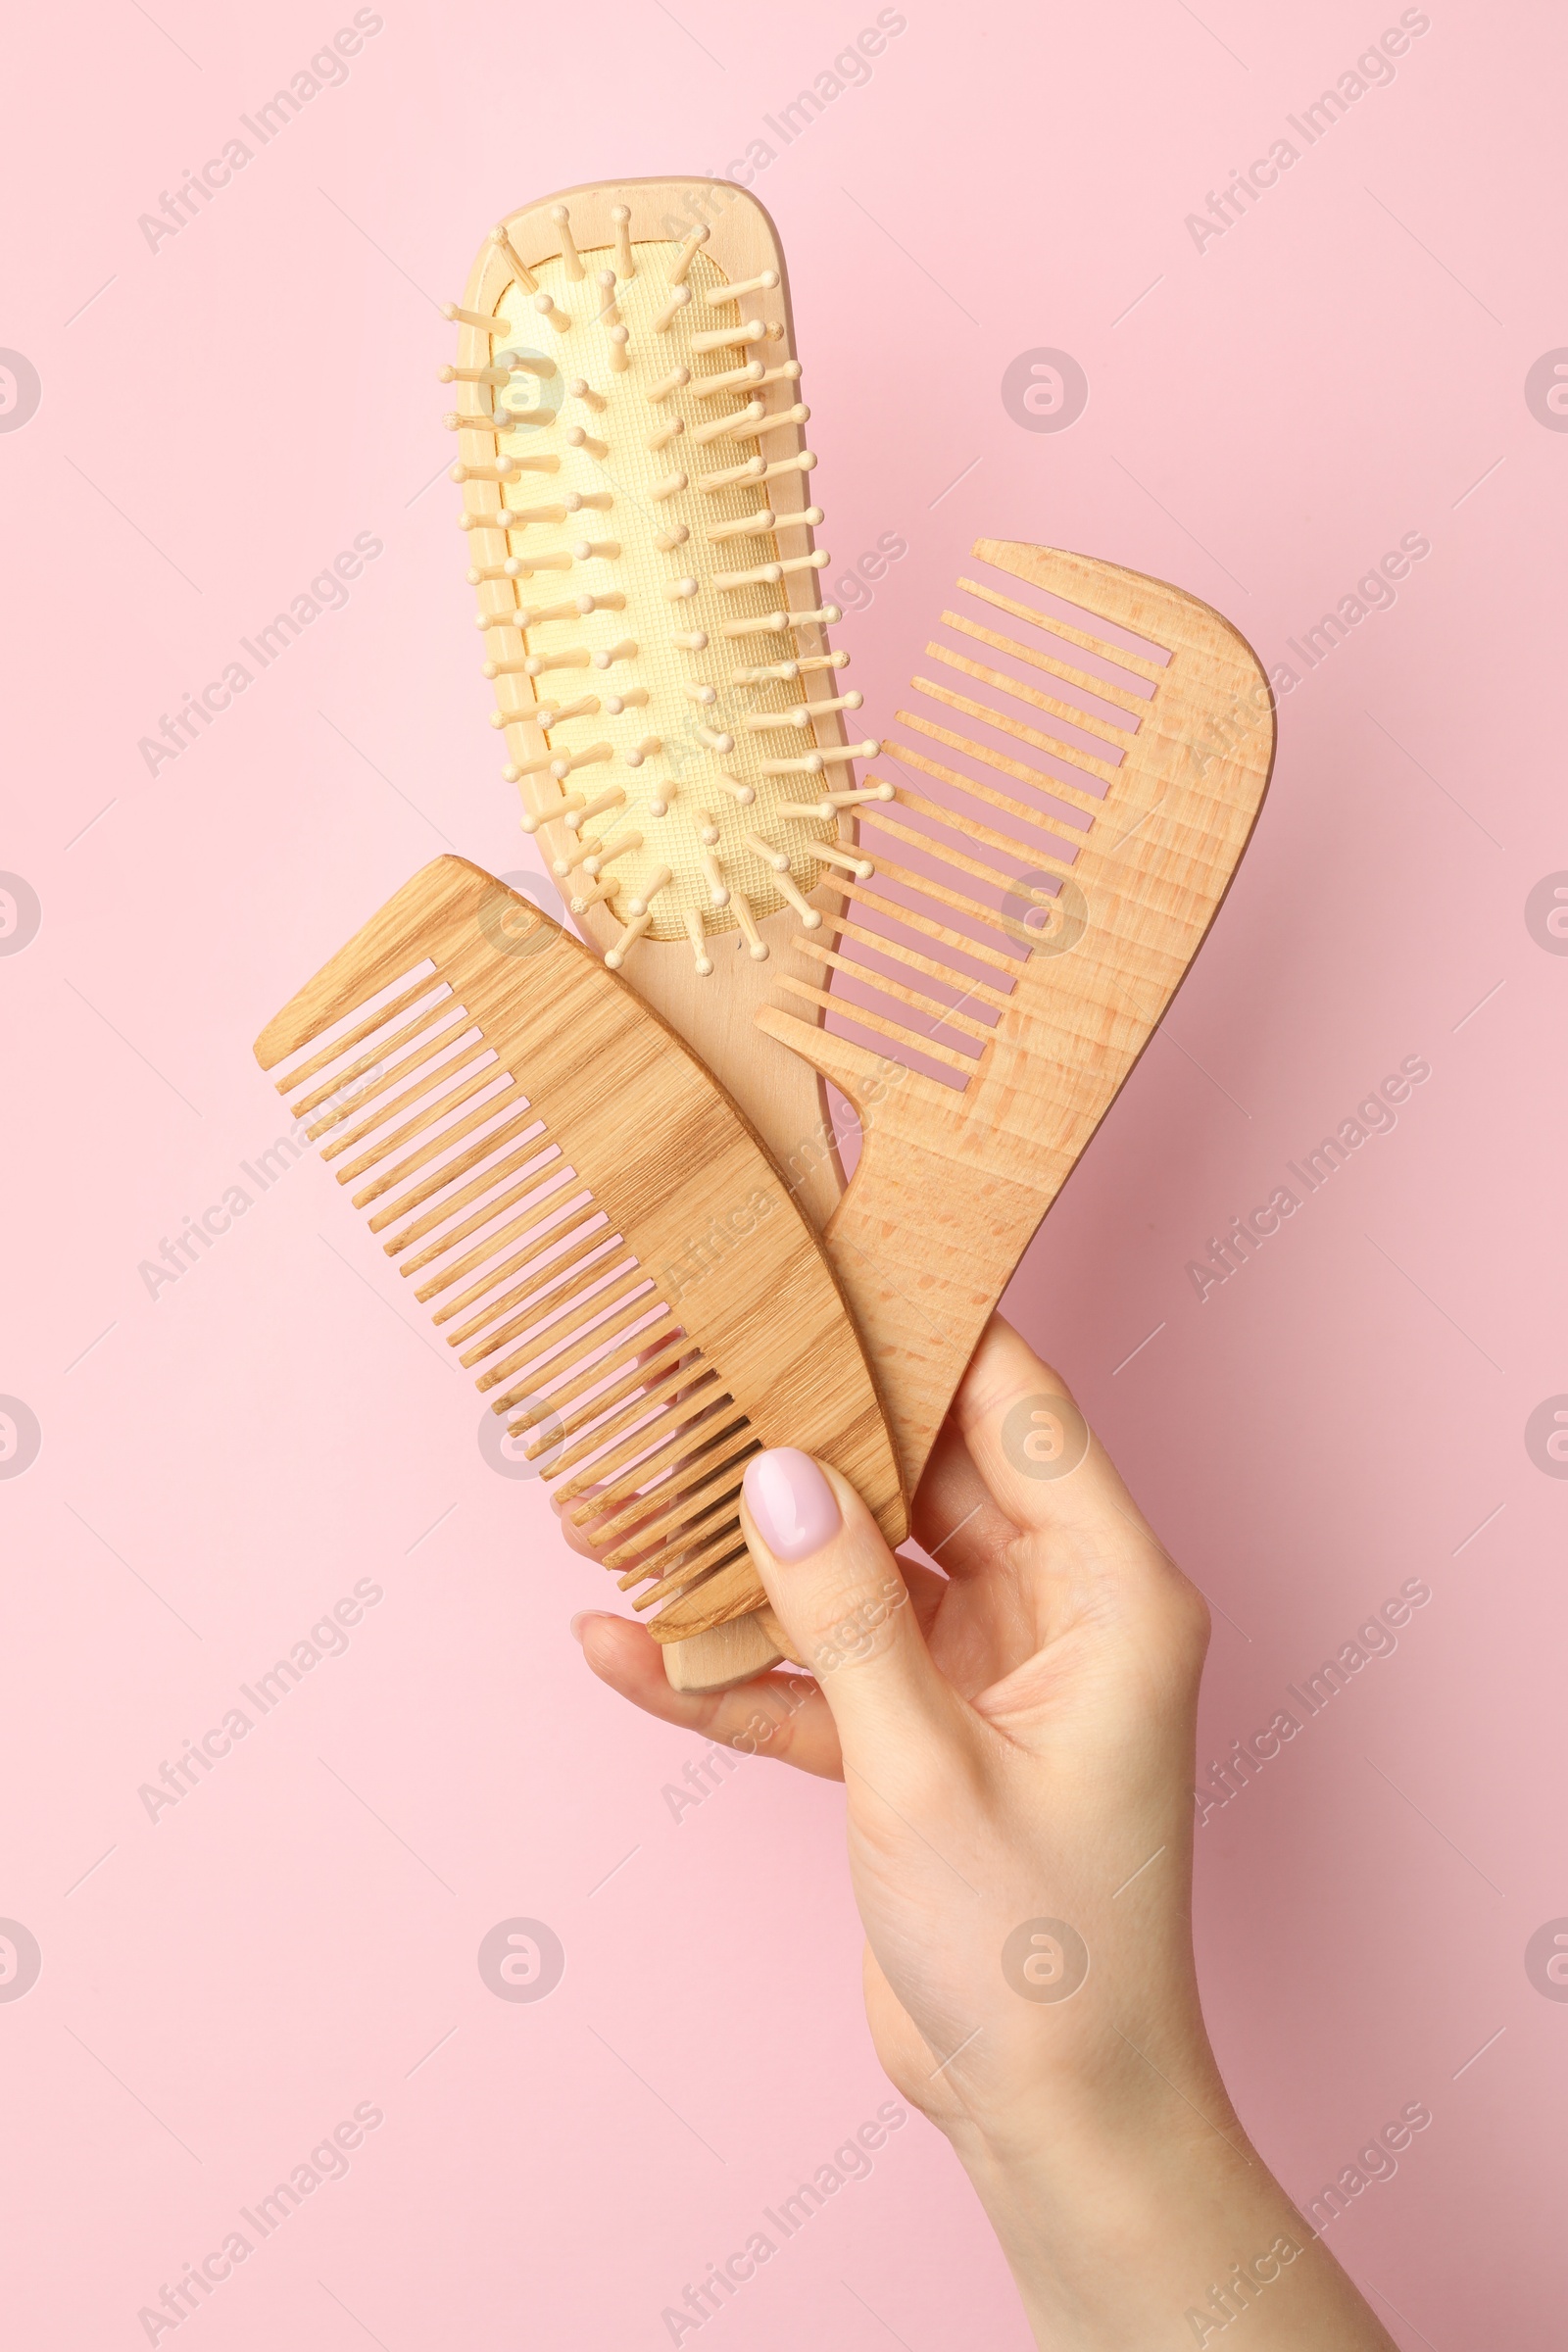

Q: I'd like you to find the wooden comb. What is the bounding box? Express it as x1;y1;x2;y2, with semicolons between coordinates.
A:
252;857;904;1643
762;539;1277;1493
446;177;875;1236
668;540;1275;1681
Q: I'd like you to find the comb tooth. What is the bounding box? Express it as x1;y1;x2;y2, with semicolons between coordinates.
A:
611;203;635;278
550;203;584;279
772;871;821;930
532;1342;704;1467
438;1199;601;1341
445;303;504;334
461;1239;634;1372
421;1178;590;1310
475;1265;652;1393
794;940;997;1043
826;915;1014;1007
596;271;620;327
493;226;538;295
552;1367;725;1493
744;688;860;731
565;375;607;413
729;891;767;960
868;795;1071;891
666;224;709;283
653;285;691;333
694;357;799;399
624;866;671;919
295;1002;468;1123
583;1408;751;1540
314;1026;486;1152
775;977;978;1074
712;549;830;591
759;739;876;775
923;640;1139;749
743;829;789;873
846;845;1053;952
439;362;508;387
487;1287;667;1417
532;290;571;334
329;1061;506;1183
628;1526;752;1612
808;842;874;881
703;268;779;308
707;402;809;449
274;975;450;1097
683;908;713;976
609;1478;752;1584
507;1314;685;1426
451;458;518;486
397;1153;573;1279
720;601;841;641
608;1458;751;1572
884;735;1097;834
906;680;1119;788
608;324;630;373
689;318;764;355
378;1122;553;1247
351;1082;523;1210
647;366;690;403
956;574;1168;679
830;875;1026;975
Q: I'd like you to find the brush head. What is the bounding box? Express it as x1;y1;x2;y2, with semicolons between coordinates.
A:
449;179;872;980
254;857;906;1639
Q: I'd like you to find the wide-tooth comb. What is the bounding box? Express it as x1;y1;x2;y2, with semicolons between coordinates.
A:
754;540;1277;1498
447;178;874;1233
252;858;905;1641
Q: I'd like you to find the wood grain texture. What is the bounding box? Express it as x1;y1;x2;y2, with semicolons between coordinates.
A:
255;858;906;1639
756;541;1277;1498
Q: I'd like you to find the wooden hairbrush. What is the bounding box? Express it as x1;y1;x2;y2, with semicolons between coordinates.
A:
252;858;904;1644
446;177;874;1237
670;539;1275;1681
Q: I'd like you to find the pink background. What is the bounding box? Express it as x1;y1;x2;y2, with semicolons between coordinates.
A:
2;2;1563;2343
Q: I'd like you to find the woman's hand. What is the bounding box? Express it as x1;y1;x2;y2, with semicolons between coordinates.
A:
569;1318;1396;2350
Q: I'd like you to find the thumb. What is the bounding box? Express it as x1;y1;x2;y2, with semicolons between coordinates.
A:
740;1449;955;1767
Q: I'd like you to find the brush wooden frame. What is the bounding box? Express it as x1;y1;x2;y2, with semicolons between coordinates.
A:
456;177;858;1235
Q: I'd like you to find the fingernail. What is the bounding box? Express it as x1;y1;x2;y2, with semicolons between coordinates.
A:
743;1448;841;1562
569;1612;597;1644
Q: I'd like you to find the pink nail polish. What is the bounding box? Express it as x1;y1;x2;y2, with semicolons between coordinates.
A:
743;1448;841;1561
569;1612;595;1644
